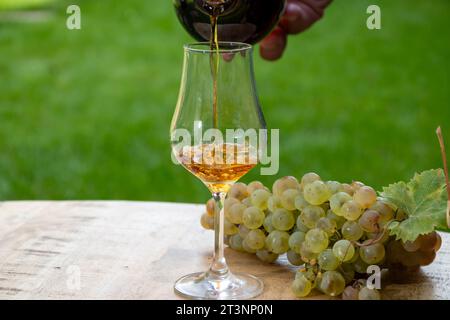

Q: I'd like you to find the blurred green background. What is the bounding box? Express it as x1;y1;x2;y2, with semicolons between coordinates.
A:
0;0;449;203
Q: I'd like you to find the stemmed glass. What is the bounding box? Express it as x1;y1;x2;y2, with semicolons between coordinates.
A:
170;42;266;299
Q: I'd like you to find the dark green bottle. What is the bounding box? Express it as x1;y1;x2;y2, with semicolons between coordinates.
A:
173;0;286;44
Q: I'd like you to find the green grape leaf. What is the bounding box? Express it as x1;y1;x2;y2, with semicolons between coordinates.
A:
381;169;448;242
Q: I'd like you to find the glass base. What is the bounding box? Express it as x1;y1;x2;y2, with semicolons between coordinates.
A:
174;271;264;300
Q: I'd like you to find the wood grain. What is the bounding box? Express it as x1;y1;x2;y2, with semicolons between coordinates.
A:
0;201;448;300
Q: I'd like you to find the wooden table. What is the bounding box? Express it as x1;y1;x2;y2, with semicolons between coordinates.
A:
0;201;449;300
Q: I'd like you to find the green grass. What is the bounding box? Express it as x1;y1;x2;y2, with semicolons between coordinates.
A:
0;0;54;10
0;0;449;203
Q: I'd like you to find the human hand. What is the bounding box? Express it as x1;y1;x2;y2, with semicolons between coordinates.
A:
260;0;333;61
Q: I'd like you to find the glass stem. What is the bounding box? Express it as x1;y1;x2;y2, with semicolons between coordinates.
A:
209;191;229;277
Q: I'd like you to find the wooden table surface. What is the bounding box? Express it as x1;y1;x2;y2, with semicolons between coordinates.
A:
0;201;449;300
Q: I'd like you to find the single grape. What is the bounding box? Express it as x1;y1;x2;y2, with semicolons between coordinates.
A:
272;208;295;231
263;212;275;233
267;195;282;212
399;250;422;267
397;246;430;267
341;221;364;241
354;186;377;209
242;206;265;229
292;275;312;298
326;210;346;229
341;183;355;195
296;218;310;232
329;192;352;216
341;200;362;221
333;240;355;262
224;197;240;212
358;209;381;233
200;213;214;230
223;198;240;220
251;189;271;210
245;229;266;250
300;242;318;263
358;287;381;300
418;232;439;251
316;217;337;236
303;180;332;205
280;189;300;210
228;182;249;200
300;172;321;187
294;193;309;211
224;218;238;235
318;271;345;296
417;250;436;266
402;239;421;252
370;200;394;223
229;234;244;251
247;181;266;194
305;228;329;253
225;203;246;224
342;286;359;300
318;249;340;271
360;242;385;264
326;181;342;194
238;224;250;239
265;230;290;254
288;231;306;254
287;250;303;266
242;238;257;253
206;198;217;217
272;176;300;197
300;205;325;228
351;181;365;190
256;249;279;263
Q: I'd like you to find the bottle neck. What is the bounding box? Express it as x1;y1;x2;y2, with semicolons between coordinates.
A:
195;0;238;16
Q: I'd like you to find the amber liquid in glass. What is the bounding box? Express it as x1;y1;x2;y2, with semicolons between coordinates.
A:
175;143;256;193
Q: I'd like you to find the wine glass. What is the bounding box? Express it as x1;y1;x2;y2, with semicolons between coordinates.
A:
170;42;266;299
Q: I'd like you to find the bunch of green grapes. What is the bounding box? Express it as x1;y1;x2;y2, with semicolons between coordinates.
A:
200;173;442;300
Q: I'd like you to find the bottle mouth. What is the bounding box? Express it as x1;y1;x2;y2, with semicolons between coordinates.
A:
195;0;238;16
184;42;252;54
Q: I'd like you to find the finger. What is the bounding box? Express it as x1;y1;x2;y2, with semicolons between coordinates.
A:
280;0;332;35
259;27;287;61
